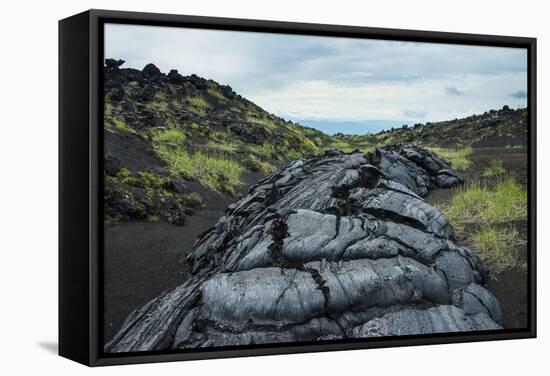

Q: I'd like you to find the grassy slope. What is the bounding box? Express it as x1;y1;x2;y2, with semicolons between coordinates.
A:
105;67;333;196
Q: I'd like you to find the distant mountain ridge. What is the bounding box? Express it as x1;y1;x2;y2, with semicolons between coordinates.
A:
333;106;528;149
290;119;411;135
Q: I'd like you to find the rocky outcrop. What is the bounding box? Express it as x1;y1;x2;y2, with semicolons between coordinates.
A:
105;145;501;353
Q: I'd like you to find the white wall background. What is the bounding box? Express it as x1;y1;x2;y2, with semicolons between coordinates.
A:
0;0;546;374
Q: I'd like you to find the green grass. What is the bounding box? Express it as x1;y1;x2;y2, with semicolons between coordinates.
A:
429;146;473;172
430;146;473;159
327;139;375;153
155;144;243;195
483;161;506;176
328;140;357;153
152;128;186;144
438;177;527;231
472;226;523;272
451;158;471;171
189;96;209;108
438;177;527;272
327;135;378;154
207;86;226;100
244;112;279;129
187;96;210;116
207;138;239;153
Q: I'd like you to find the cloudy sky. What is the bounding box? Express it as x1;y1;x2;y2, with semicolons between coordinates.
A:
105;23;527;134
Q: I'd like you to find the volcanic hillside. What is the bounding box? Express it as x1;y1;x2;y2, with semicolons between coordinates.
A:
103;59;332;225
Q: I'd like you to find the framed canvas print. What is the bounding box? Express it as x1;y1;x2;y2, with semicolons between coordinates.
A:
59;9;537;366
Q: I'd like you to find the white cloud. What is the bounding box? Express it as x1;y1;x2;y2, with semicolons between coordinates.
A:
105;23;528;124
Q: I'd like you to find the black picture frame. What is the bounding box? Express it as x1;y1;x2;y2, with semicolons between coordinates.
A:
59;9;537;367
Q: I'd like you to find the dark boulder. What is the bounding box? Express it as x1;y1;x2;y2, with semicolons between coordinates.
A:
186;74;208;90
163;175;187;194
229;123;268;144
104;182;147;221
157;197;187;226
104;153;121;176
139;84;159;102
142;63;162;78
219;84;237;99
119;68;144;83
105;146;499;353
132;108;162;129
168;208;187;226
167;69;185;84
120;100;136;114
177;109;190;122
108;84;125;102
105;58;125;68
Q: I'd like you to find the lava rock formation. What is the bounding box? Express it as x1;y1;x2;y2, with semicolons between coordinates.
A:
105;144;502;352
